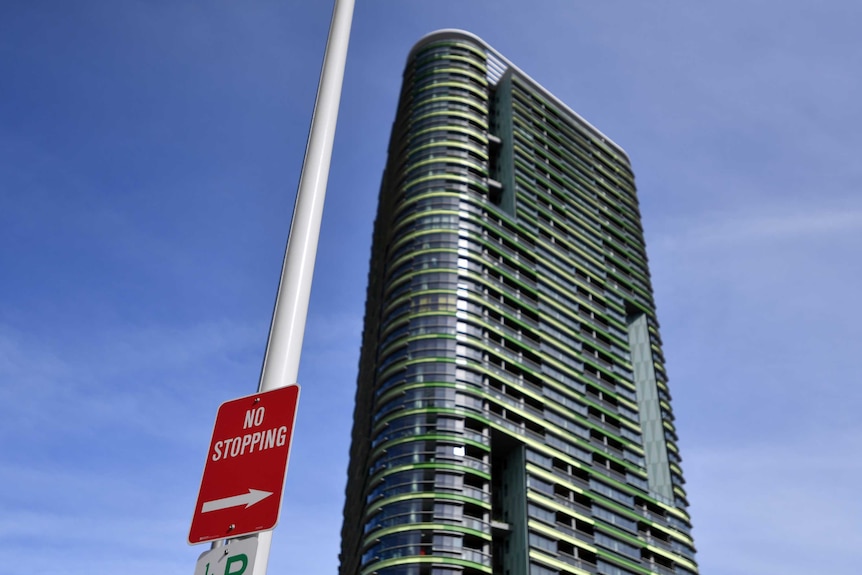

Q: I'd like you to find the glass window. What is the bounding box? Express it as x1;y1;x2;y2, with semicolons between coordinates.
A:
527;475;553;495
530;563;558;575
595;532;640;558
592;504;638;533
529;532;557;553
528;503;556;525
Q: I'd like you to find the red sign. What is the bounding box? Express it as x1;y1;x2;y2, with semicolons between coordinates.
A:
189;385;300;544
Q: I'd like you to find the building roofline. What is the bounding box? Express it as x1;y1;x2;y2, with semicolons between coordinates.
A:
406;29;630;162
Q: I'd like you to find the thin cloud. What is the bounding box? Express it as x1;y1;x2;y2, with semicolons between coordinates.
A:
0;319;263;443
687;429;862;574
655;207;862;251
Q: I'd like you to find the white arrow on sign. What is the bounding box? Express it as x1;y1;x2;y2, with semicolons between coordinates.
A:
201;489;273;513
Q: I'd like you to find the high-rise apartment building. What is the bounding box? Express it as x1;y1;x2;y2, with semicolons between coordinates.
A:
339;30;698;575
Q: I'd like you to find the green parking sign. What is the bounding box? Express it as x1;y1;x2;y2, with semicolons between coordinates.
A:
195;537;257;575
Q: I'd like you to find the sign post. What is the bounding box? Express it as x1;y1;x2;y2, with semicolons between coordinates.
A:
188;0;354;572
189;385;300;544
243;1;354;574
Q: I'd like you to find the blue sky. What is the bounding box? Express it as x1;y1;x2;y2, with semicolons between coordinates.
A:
1;1;860;574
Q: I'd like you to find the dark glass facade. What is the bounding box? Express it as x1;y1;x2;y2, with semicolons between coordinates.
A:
339;30;698;575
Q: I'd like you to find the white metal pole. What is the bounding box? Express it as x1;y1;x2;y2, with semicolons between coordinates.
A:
248;1;355;574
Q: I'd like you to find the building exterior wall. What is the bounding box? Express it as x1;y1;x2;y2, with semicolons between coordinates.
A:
339;30;698;575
